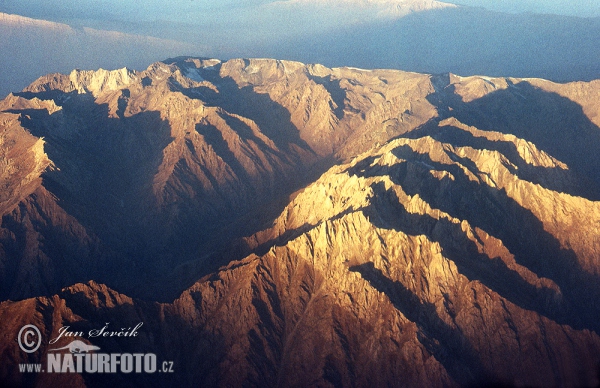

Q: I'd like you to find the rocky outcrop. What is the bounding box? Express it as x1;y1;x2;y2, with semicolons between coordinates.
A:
0;108;51;216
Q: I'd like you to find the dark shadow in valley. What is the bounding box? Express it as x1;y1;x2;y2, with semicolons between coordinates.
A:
2;90;183;301
116;88;129;119
365;180;570;326
0;197;113;301
195;121;252;186
6;86;323;302
305;74;346;120
427;79;600;200
348;147;600;334
403;120;592;199
12;91;174;237
218;112;294;173
350;262;492;386
55;286;227;388
248;207;358;258
14;90;77;103
8;86;333;303
172;60;317;160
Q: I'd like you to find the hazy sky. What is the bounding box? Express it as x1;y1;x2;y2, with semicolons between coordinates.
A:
451;0;600;17
1;0;599;96
1;0;600;21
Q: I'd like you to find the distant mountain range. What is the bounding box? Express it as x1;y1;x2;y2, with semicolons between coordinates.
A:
2;2;600;98
260;4;600;81
0;12;196;98
1;57;600;386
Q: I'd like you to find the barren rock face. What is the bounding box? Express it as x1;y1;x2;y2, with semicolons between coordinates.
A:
1;58;600;387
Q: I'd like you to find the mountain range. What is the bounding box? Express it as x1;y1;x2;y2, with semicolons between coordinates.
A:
1;57;600;386
2;0;600;98
0;12;196;99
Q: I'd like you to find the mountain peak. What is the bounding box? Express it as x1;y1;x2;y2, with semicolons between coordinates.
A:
68;67;137;95
268;0;458;19
0;12;72;31
272;0;456;6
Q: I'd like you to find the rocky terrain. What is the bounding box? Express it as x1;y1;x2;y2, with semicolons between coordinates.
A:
1;58;600;387
0;57;440;301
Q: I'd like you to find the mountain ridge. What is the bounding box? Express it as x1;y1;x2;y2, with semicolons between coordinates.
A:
0;12;196;99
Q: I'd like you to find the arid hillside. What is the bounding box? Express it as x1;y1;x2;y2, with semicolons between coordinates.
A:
1;58;599;387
